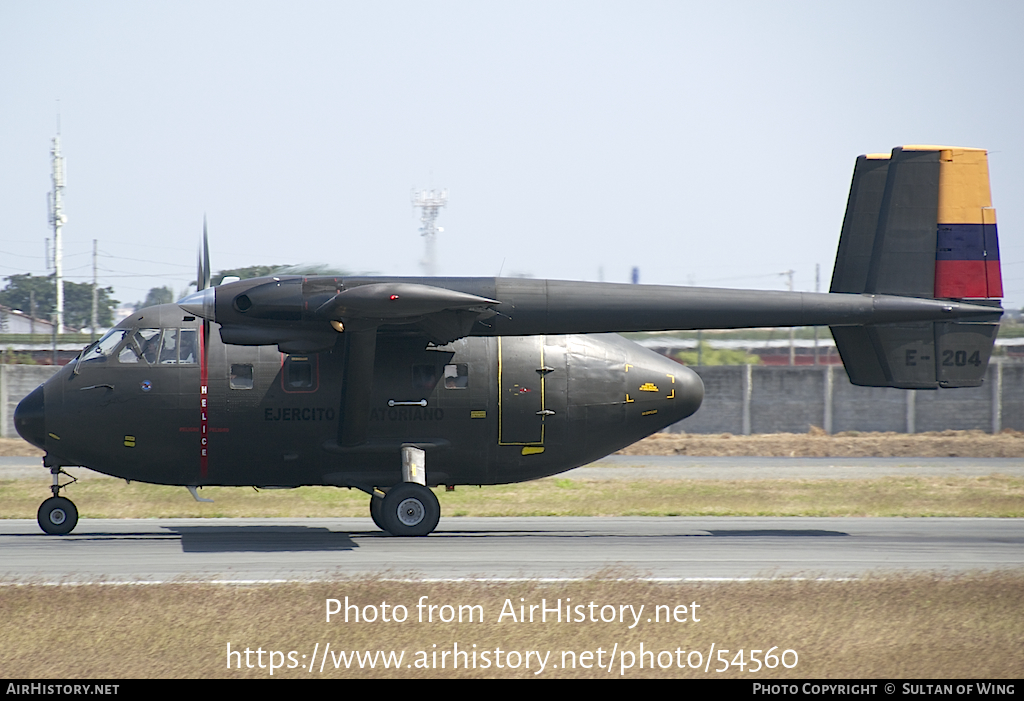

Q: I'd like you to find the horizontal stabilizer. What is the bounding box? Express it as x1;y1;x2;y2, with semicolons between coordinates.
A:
832;319;998;389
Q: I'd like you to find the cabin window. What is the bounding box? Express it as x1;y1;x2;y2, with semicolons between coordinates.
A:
286;356;313;389
281;354;318;392
230;363;254;390
444;363;469;389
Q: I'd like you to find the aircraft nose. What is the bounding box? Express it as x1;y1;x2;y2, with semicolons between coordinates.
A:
14;385;46;450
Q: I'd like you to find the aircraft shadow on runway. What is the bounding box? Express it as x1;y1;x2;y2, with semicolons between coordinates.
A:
168;526;851;551
703;530;850;537
173;526;359;553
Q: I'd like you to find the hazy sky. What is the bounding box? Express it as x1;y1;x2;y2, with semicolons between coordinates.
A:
2;1;1022;312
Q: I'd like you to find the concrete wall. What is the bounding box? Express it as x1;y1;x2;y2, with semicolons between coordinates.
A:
671;361;1024;434
0;365;61;439
2;362;1021;438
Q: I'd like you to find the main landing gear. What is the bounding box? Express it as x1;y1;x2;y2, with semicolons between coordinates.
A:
369;483;440;537
38;467;79;535
367;445;440;536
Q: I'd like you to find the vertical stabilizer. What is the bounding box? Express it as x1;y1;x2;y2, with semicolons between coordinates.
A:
831;145;1002;299
829;146;1002;388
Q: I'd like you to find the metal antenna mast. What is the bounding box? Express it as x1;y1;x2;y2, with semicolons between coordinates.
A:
412;188;448;276
48;121;67;334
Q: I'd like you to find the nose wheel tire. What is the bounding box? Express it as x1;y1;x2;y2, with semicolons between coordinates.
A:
38;496;78;535
380;483;440;536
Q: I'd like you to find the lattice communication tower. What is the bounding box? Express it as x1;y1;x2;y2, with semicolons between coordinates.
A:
412;189;448;276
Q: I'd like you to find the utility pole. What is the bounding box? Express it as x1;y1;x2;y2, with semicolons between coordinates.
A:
784;270;795;365
813;263;820;365
48;122;67;334
91;239;98;341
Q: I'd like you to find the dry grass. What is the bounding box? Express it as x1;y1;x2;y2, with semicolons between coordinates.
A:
1;574;1020;678
2;474;1023;518
0;438;43;457
620;429;1024;457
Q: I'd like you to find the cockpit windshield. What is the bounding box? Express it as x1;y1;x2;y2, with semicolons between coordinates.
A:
116;328;198;365
79;329;129;364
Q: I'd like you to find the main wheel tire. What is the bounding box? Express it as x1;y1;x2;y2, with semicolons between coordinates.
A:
38;496;78;535
380;483;440;537
369;493;387;532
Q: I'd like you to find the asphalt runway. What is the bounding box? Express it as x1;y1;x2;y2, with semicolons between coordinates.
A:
1;517;1021;582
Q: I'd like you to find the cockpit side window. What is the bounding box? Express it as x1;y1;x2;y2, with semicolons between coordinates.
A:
116;329;161;365
178;328;197;364
139;329;162;364
159;329;179;364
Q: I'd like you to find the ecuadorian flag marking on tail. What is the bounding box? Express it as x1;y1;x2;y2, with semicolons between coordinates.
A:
926;146;1003;299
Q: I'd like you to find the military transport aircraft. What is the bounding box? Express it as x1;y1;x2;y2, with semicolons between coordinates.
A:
15;145;1004;536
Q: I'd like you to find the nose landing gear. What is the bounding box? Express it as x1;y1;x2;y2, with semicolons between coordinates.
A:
38;467;79;535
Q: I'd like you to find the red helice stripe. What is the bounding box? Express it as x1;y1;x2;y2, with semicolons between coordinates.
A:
199;325;209;478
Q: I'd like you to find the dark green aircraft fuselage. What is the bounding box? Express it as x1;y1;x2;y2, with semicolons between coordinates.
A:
19;302;702;490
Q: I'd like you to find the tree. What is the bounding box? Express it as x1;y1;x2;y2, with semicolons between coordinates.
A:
210;265;280;286
673;342;761;366
135;286;175;310
207;264;351;287
0;274;119;329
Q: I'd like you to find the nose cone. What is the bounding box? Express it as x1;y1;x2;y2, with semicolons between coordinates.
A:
14;385;46;450
624;346;704;426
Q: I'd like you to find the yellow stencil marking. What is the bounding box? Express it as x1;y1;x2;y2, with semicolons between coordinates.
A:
667;389;675;399
521;446;545;456
625;364;633;372
642;409;658;416
625;394;634;403
124;435;136;448
639;382;659;392
471;410;487;419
